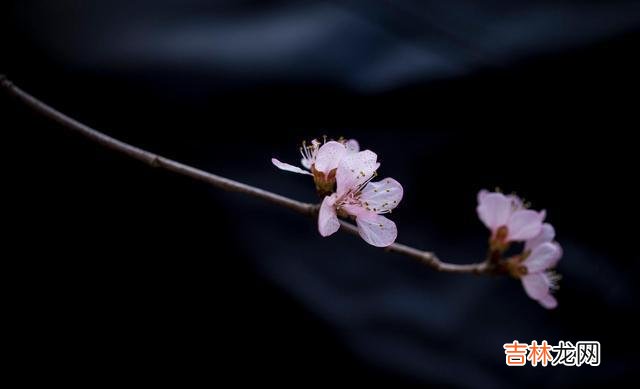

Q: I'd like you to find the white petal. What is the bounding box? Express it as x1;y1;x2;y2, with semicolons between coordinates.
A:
525;223;556;251
271;158;312;175
355;213;397;247
336;150;379;195
359;178;403;213
345;139;359;153
476;192;512;231
314;141;346;174
538;294;558;309
318;195;340;237
477;189;490;204
521;273;549;301
507;209;545;241
340;203;369;218
524;242;561;273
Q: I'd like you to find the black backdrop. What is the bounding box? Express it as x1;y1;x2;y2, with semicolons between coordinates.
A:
3;1;639;386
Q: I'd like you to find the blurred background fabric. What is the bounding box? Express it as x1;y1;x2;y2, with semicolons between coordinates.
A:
3;1;639;386
6;1;640;91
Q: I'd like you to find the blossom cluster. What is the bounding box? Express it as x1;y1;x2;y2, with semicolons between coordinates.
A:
272;138;403;247
477;190;562;309
272;137;562;308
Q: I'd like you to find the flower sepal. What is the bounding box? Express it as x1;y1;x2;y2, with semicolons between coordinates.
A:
311;165;337;197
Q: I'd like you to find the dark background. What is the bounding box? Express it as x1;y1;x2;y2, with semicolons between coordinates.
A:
3;1;639;386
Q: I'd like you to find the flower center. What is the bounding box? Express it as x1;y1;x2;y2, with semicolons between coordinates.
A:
333;172;379;213
495;226;509;242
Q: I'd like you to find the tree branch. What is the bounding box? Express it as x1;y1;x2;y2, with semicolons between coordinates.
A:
2;75;492;275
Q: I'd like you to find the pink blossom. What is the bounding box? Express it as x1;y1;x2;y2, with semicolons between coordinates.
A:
519;223;563;309
271;138;359;176
272;138;359;195
476;190;546;248
318;150;403;247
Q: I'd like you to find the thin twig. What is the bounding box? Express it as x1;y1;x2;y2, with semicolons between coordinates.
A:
2;75;491;274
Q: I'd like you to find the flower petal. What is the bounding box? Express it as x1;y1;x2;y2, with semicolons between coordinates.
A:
318;195;340;237
359;178;403;213
355;212;397;247
314;141;346;174
524;242;561;273
271;158;312;175
521;273;550;301
340;203;369;218
476;192;512;231
477;189;490;204
525;223;556;251
538;294;558;309
507;209;545;241
336;150;380;196
345;139;359;153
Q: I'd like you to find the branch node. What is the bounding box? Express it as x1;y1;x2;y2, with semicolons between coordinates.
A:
149;155;161;168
